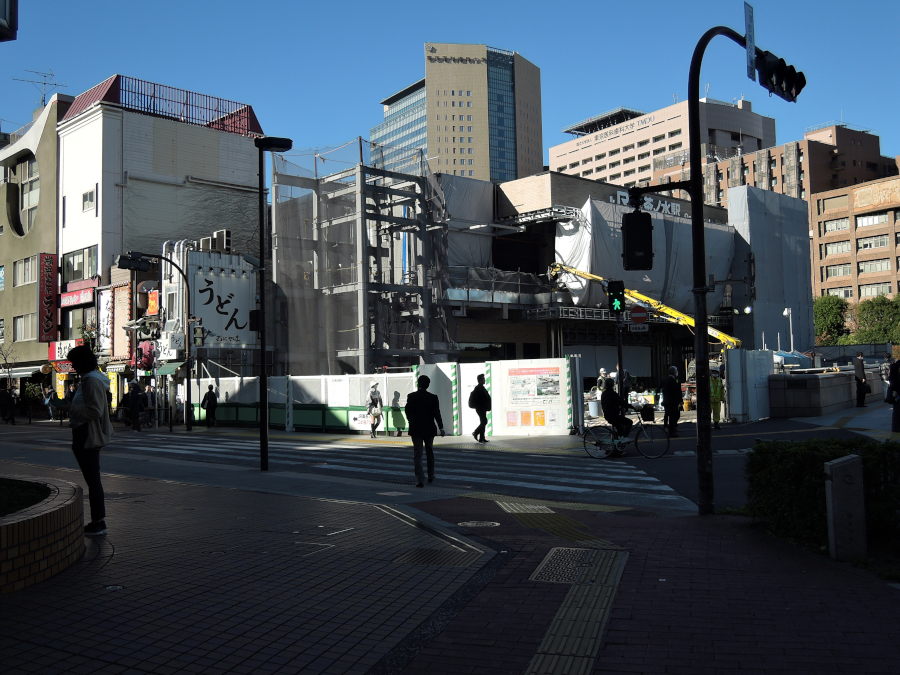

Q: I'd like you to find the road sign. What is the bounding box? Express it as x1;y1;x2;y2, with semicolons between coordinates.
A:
631;306;648;324
629;324;649;333
745;2;756;81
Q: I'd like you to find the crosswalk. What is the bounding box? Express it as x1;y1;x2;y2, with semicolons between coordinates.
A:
73;432;690;507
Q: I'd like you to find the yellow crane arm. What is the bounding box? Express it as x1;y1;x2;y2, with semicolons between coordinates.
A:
548;262;742;348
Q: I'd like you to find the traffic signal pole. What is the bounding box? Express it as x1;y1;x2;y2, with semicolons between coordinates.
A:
157;254;192;432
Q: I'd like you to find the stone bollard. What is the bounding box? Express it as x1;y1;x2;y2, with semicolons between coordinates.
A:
824;454;867;561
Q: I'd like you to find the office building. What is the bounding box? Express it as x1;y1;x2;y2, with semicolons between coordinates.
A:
811;175;900;301
370;42;543;182
550;98;774;188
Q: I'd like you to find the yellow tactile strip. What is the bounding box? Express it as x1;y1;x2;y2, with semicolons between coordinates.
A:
525;549;629;675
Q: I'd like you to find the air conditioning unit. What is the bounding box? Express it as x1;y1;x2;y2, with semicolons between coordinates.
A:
213;229;232;254
199;237;212;252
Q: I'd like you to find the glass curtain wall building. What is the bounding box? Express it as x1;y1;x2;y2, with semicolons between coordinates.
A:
487;47;517;183
370;80;427;173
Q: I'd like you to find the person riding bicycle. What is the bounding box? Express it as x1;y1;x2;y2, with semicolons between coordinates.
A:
600;377;633;439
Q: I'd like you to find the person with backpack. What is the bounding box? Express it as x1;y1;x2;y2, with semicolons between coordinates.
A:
469;374;492;443
201;385;218;428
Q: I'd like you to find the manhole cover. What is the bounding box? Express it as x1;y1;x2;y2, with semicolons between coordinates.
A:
457;521;500;528
529;547;592;583
105;585;123;591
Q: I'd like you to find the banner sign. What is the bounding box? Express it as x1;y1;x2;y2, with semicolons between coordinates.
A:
60;288;94;308
51;360;76;374
38;253;58;342
147;290;159;315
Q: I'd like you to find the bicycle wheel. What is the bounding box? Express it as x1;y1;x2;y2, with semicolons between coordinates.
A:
635;423;670;458
584;427;617;459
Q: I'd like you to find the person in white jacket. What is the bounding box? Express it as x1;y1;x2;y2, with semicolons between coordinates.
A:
57;346;114;536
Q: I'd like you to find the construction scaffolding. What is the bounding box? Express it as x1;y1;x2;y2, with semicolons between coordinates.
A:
271;138;453;376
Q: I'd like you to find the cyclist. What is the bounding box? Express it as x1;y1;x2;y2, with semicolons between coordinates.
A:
600;377;633;440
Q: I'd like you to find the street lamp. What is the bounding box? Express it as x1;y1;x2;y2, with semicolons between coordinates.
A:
116;251;193;431
254;136;293;472
783;307;794;353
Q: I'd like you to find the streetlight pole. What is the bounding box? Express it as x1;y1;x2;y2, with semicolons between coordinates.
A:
254;136;293;472
783;308;794;353
687;25;805;515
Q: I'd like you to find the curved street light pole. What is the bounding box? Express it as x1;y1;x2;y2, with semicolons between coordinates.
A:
688;26;745;516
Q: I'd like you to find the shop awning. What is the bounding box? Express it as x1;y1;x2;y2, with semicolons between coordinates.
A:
3;366;43;378
105;363;128;373
156;362;185;376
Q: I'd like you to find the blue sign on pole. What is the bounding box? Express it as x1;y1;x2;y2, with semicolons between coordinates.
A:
745;2;756;81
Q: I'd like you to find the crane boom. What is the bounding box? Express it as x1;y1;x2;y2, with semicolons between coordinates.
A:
548;262;742;348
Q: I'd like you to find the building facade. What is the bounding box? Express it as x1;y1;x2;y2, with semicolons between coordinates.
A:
811;175;900;301
0;94;73;379
370;43;543;182
550;98;774;189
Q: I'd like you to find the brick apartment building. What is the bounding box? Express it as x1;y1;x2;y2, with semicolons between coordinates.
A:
811;174;900;301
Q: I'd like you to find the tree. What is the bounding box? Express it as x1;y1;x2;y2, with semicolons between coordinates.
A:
855;295;900;344
813;295;849;346
0;342;19;385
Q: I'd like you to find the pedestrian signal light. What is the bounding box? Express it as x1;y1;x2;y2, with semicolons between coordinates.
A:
607;280;626;313
192;326;204;347
622;210;654;271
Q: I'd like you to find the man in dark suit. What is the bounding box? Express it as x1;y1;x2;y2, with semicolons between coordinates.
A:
404;375;445;487
854;351;867;407
661;366;682;437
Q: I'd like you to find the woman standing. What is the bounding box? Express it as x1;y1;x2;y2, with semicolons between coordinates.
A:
367;381;383;439
886;361;900;433
59;346;113;536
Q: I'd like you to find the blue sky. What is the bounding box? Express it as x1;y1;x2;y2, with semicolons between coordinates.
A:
3;0;899;163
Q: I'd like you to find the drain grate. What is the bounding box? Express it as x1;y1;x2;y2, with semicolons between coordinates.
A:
457;521;499;528
393;547;481;568
529;547;593;583
497;502;554;514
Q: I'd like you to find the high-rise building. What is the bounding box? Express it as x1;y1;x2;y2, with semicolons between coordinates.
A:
370;43;543;182
549;98;774;188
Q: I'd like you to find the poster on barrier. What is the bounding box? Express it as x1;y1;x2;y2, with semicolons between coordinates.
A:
490;358;570;437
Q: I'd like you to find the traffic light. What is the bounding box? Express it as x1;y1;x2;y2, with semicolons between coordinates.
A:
607;280;626;313
622;210;654;270
755;50;806;102
248;309;261;333
192;324;204;347
115;252;151;272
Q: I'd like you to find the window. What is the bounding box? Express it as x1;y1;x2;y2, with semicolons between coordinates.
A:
467;115;472;121
466;101;471;107
595;176;606;182
653;134;665;143
20;158;40;233
825;263;851;278
13;256;37;286
468;148;473;154
624;181;636;188
582;157;592;165
637;139;649;147
637;152;650;160
622;156;635;164
82;190;95;212
596;165;606;172
669;142;682;151
63;246;98;283
569;162;579;169
770;159;778;169
624;169;635;177
556;166;567;172
823;218;849;233
859;259;890;274
13;313;37;342
857;212;889;228
609;148;620;156
825;241;851;256
609;173;621;180
468;159;474;165
466;91;471;96
669;129;682;138
827;287;853;298
622;144;634;151
467;126;472;132
858;235;889;250
582;169;593;176
799;170;805;180
860;283;891;297
468;170;474;176
639;164;650;173
866;162;877;172
799;152;804;162
468;137;473;142
771;177;778;187
595;153;606;160
608;160;620;168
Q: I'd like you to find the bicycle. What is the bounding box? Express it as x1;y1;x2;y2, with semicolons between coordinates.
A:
583;414;670;459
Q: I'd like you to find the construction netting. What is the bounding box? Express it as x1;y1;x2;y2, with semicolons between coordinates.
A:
271;137;451;376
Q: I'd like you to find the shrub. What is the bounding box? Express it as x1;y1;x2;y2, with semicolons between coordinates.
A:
745;439;900;546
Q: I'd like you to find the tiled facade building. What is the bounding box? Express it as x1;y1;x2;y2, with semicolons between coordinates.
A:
811;175;900;301
370;42;543;182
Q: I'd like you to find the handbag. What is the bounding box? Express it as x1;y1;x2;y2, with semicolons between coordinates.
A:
200;396;208;410
863;382;872;394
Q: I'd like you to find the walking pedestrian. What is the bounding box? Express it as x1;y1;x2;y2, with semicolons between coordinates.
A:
128;382;145;431
56;346;113;536
880;352;892;386
469;374;492;443
404;375;445;488
201;385;218;428
44;386;58;420
66;384;77;404
854;351;868;407
886;361;900;432
710;367;725;429
661;366;682;437
366;381;383;438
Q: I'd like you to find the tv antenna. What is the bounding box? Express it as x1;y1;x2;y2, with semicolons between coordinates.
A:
12;69;67;106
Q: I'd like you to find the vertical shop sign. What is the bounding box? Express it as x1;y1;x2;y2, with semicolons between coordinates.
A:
38;253;58;342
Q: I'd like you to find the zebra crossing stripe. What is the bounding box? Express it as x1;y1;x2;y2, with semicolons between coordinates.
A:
485;362;493;437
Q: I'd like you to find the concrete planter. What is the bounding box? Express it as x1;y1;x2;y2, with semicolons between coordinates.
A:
768;370;883;418
0;477;85;595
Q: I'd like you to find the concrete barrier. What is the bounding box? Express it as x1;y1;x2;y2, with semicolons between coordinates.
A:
768;369;883;418
0;477;85;595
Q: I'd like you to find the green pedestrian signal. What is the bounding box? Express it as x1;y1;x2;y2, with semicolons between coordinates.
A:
607;280;626;313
